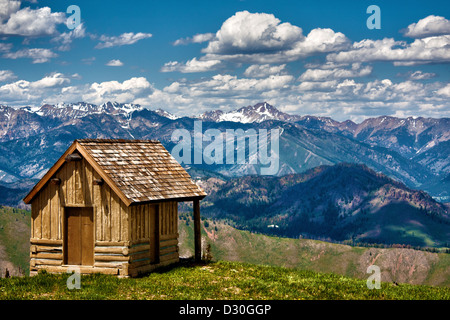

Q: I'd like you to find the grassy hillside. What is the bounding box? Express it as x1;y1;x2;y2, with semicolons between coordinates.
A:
0;206;30;277
196;163;450;248
1;260;449;300
178;215;450;287
1;206;448;291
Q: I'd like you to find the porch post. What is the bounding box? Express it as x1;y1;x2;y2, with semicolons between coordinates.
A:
193;199;201;262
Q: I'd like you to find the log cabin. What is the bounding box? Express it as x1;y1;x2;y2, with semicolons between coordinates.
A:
23;139;207;277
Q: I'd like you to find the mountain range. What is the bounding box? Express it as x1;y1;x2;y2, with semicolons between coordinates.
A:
191;163;450;248
1;101;448;201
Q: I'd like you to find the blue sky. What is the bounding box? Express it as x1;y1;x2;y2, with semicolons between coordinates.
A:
0;0;449;121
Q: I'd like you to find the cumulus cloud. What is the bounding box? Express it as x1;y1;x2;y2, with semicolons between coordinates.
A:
299;63;372;81
174;33;215;45
436;83;450;97
3;48;57;63
1;71;448;121
327;35;450;66
95;32;152;49
243;64;286;78
0;69;16;81
402;15;450;38
0;72;70;105
81;77;153;105
0;0;21;22
0;4;65;36
398;70;437;80
161;58;221;73
105;59;124;67
203;11;304;55
52;23;86;51
172;11;350;65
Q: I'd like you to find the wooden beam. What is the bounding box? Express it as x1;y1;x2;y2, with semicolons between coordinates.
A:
50;178;61;185
93;178;104;185
193;199;201;262
65;153;82;162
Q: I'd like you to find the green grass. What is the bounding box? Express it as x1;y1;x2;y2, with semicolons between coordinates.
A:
179;218;450;287
1;260;449;300
0;206;30;274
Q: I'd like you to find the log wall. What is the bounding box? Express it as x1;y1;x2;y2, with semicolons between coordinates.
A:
30;157;180;277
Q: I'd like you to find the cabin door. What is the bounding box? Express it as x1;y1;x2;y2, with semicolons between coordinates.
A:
149;205;160;264
65;207;94;266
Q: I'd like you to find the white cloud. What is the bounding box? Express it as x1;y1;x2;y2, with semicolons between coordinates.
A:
0;69;15;81
0;0;21;22
174;33;215;45
105;59;124;67
402;15;450;38
0;42;12;52
203;11;304;55
243;64;286;78
95;32;152;49
436;83;450;97
81;77;153;105
188;11;350;64
30;73;70;89
0;5;65;36
161;57;221;73
3;48;57;63
299;63;372;81
0;72;448;121
0;72;70;105
327;35;450;66
52;23;86;51
398;70;437;80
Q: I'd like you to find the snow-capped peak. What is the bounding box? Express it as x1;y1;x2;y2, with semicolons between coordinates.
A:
197;102;299;123
154;108;179;120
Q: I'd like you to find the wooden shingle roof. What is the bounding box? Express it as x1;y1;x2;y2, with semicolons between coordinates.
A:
23;139;206;205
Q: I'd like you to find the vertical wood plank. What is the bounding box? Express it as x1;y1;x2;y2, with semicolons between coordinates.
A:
161;202;167;234
93;171;102;241
50;183;58;240
120;200;129;242
41;184;50;239
174;202;178;236
111;191;120;242
59;163;67;207
144;204;149;239
66;208;81;265
137;204;142;240
57;184;61;240
81;207;94;266
105;185;111;241
130;205;135;241
75;160;83;205
31;197;38;238
84;159;93;206
66;161;73;205
168;202;171;234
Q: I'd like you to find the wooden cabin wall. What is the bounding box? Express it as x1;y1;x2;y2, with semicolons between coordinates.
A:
127;201;179;276
30;158;130;275
30;156;180;277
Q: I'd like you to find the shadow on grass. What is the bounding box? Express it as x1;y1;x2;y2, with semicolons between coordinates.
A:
134;257;211;278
